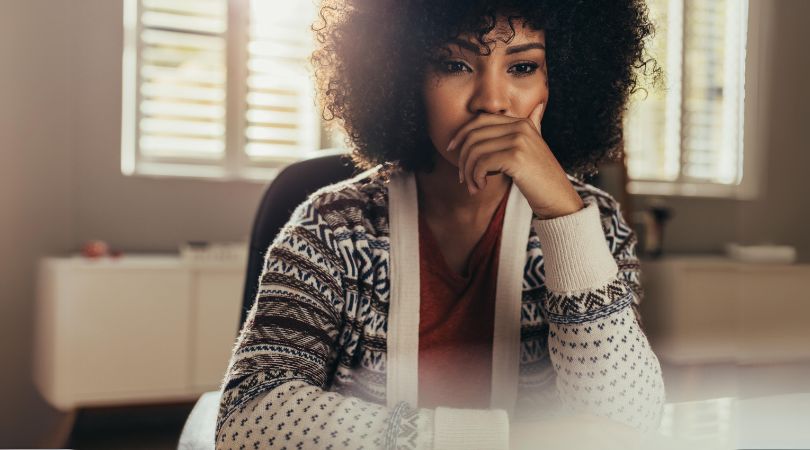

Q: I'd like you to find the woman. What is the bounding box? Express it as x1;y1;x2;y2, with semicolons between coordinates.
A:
216;0;665;448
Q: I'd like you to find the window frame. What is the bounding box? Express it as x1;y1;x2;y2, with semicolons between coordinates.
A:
626;0;769;200
122;1;769;191
121;0;347;183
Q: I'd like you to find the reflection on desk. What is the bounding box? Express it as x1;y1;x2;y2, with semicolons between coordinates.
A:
646;393;810;450
179;392;810;450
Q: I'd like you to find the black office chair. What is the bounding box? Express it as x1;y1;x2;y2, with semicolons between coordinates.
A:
238;152;359;332
178;152;359;450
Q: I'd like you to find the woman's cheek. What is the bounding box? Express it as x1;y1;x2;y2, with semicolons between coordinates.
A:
424;86;456;154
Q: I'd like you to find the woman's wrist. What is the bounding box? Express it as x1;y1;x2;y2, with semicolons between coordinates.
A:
532;194;584;220
532;199;618;292
528;179;585;220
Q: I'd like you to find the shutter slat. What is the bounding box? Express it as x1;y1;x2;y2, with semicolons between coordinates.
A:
245;143;302;159
140;118;225;137
246;125;301;142
140;136;224;157
141;11;226;34
142;0;224;16
141;65;225;85
141;82;225;102
140;100;225;120
246;91;300;110
245;109;300;125
141;29;224;50
141;48;223;67
248;41;310;60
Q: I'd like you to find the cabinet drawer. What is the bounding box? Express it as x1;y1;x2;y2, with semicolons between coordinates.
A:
59;267;193;405
33;255;266;410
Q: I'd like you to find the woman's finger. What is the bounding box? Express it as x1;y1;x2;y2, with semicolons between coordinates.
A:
461;133;520;193
469;150;517;194
457;121;524;183
448;113;521;154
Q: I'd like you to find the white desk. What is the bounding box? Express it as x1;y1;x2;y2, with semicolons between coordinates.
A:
178;391;810;450
33;255;245;411
646;393;810;449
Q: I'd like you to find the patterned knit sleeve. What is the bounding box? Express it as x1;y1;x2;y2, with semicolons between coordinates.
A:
531;194;666;433
215;199;508;450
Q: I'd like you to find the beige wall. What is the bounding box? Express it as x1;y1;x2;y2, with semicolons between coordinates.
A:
70;1;265;252
1;0;808;446
1;0;266;446
1;0;76;446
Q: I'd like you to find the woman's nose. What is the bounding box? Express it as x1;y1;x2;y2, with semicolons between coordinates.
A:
469;74;509;115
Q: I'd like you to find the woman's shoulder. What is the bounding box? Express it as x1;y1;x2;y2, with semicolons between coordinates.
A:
300;164;390;234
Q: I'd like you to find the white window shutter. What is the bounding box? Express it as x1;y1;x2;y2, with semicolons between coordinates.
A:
135;0;229;164
243;0;320;164
625;0;749;195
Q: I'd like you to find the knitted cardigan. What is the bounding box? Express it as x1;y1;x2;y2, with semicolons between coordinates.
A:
215;165;666;449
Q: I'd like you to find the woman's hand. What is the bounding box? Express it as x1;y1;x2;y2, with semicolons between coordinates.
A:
447;102;584;220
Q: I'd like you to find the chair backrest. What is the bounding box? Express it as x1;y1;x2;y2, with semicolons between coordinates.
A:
240;153;359;331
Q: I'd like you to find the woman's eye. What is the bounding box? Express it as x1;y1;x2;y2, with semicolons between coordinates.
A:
441;61;470;74
509;63;539;77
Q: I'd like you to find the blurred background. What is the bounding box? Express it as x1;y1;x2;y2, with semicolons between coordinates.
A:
1;0;808;448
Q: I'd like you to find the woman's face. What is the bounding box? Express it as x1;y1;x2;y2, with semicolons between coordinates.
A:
422;17;548;169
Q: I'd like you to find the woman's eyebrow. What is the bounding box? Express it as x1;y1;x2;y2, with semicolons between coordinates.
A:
447;38;546;55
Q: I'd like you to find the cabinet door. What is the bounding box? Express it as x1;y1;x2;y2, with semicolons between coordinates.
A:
641;259;740;363
739;267;810;362
191;269;243;390
60;266;192;405
675;265;740;356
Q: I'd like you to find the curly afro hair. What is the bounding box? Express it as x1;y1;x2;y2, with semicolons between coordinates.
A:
310;0;661;179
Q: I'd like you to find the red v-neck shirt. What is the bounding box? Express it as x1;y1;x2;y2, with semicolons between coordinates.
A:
417;187;510;409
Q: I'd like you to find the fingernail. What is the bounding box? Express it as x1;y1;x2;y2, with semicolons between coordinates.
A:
458;169;463;184
446;139;455;152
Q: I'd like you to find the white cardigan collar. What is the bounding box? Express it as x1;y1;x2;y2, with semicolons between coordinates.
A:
385;169;534;416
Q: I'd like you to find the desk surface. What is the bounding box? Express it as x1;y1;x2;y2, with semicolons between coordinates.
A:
178;391;810;450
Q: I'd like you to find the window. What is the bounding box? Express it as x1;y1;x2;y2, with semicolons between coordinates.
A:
121;0;345;182
624;0;762;198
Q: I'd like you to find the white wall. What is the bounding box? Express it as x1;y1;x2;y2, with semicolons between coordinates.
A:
1;0;809;446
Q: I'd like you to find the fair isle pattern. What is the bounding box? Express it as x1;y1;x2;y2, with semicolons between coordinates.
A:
219;379;399;449
548;306;666;432
543;279;634;324
215;167;664;449
573;176;646;328
396;404;434;448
